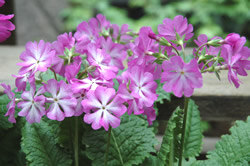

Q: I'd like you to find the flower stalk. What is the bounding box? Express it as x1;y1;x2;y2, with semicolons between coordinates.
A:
178;97;189;166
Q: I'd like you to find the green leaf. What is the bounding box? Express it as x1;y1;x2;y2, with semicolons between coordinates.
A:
183;99;203;158
21;120;72;166
157;107;183;166
192;116;250;166
84;113;158;166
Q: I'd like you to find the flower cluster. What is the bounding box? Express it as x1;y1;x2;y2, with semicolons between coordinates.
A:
0;0;15;42
1;14;250;131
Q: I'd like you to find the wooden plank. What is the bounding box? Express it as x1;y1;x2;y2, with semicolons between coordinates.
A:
157;96;250;121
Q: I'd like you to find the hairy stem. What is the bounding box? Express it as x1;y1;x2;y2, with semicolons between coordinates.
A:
74;117;79;166
49;68;58;81
171;45;180;56
195;43;208;58
181;44;186;62
111;130;124;166
178;97;189;166
105;127;112;166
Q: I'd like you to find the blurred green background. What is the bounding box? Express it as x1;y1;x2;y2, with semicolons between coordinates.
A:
61;0;250;46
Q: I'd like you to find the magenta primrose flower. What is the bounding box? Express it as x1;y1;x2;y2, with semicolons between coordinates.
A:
43;79;77;121
0;83;16;123
0;0;4;7
158;15;193;41
161;56;203;97
82;86;126;131
17;40;56;75
52;32;75;75
101;37;127;70
18;82;45;123
129;66;158;109
0;14;15;42
87;44;118;80
71;76;113;93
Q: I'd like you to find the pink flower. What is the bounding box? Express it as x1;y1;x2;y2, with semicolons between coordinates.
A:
0;83;16;123
43;79;77;121
161;56;203;97
73;91;86;116
52;32;75;75
194;34;221;56
18;82;45;123
17;40;56;75
129;27;156;66
65;56;82;82
128;66;158;108
143;106;156;126
12;71;34;92
117;83;144;115
74;19;100;53
0;14;15;42
101;37;127;70
225;33;246;54
71;76;113;93
82;86;126;131
221;45;243;88
0;0;5;7
96;14;110;33
158;15;193;41
111;24;133;43
87;44;118;80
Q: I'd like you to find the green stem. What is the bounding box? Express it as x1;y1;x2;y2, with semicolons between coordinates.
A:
195;43;208;58
111;130;124;166
105;127;112;166
74;117;79;166
181;44;186;62
170;45;180;56
49;68;58;81
178;97;189;166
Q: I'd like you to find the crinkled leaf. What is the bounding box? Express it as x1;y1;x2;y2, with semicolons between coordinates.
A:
84;113;158;166
183;99;203;158
21;120;72;166
157;107;183;166
191;116;250;166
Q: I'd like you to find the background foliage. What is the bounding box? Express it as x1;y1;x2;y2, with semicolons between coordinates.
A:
61;0;250;46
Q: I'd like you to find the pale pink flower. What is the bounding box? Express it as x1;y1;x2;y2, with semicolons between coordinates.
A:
117;83;144;115
101;37;127;70
82;86;126;131
43;79;77;121
111;24;133;43
74;19;100;53
87;44;118;80
73;91;86;116
52;32;75;75
221;45;243;88
158;15;193;41
0;83;16;123
18;82;45;123
12;71;34;92
71;76;113;93
225;33;246;54
0;14;15;42
65;56;82;82
143;106;156;126
17;40;56;75
161;56;203;97
0;0;5;7
128;66;158;109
